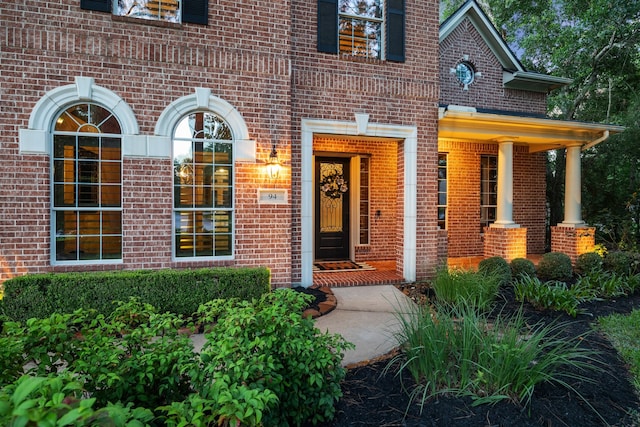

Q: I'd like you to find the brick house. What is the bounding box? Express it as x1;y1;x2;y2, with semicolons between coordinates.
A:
0;0;622;289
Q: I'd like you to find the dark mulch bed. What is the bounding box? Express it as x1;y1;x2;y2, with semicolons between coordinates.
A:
312;284;640;427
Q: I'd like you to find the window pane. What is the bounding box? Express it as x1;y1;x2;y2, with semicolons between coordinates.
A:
115;0;180;23
53;135;75;158
102;211;122;235
339;0;382;19
79;235;100;260
102;137;121;160
54;184;76;207
102;236;122;259
56;211;77;236
56;236;78;261
101;162;121;184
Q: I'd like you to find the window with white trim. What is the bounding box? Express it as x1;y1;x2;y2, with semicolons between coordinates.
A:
359;157;370;244
480;155;497;231
173;112;233;258
52;103;123;262
318;0;405;62
437;153;447;230
81;0;208;25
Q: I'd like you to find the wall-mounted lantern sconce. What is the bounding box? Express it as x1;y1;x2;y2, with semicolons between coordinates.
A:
266;144;281;179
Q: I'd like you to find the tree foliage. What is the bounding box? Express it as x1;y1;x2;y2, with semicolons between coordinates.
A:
441;0;640;248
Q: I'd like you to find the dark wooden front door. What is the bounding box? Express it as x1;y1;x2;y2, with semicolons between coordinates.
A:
315;157;350;260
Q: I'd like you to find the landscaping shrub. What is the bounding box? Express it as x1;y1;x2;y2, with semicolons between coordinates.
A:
536;252;573;282
193;289;352;426
389;300;598;408
432;267;501;312
510;258;536;280
1;267;270;323
575;252;603;276
478;256;511;284
603;251;640;276
0;290;352;426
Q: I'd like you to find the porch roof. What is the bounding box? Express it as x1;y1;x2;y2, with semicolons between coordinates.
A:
438;105;626;152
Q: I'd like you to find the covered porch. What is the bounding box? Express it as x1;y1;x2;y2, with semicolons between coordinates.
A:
439;105;624;263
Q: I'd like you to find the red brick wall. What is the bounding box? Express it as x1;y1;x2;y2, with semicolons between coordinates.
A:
440;141;546;257
484;227;527;261
439;17;547;114
1;0;442;286
0;0;293;285
291;0;441;282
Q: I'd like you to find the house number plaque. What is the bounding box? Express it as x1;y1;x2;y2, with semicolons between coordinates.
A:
258;189;287;204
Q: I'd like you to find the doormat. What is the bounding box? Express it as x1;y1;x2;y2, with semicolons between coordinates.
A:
313;261;375;272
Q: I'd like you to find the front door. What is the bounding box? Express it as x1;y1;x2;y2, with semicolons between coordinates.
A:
315;157;350;260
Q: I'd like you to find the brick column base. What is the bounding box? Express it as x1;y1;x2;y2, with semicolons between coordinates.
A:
550;226;596;264
483;227;527;261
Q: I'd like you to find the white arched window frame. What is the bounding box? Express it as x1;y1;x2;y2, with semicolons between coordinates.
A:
20;77;139;265
156;88;255;261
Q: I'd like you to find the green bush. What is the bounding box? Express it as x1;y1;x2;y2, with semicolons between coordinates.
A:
510;258;536;280
603;251;640;276
432;267;501;312
193;289;353;426
478;256;511;285
536;252;573;282
0;291;351;426
0;375;155;427
575;252;603;276
2;267;270;323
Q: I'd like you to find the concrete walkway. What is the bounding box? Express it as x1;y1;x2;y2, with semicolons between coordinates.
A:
313;285;416;367
189;284;416;367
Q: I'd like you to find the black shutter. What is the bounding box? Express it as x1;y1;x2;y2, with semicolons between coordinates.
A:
317;0;338;54
80;0;111;13
183;0;208;25
387;0;405;62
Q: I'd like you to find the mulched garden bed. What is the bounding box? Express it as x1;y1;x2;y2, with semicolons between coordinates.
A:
314;283;640;426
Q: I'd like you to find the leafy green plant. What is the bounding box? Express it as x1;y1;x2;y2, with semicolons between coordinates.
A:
574;270;628;299
513;275;582;317
432;267;501;312
510;258;536;281
0;374;154;426
575;252;603;276
536;252;573;282
194;289;353;426
478;256;512;285
388;299;599;409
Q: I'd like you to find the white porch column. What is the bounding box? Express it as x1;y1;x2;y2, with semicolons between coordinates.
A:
562;143;586;227
492;140;518;227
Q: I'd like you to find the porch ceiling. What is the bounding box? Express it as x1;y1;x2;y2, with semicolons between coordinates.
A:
438;107;625;152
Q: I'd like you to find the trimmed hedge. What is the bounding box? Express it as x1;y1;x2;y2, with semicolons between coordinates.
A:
478;256;511;285
1;267;270;324
536;252;573;282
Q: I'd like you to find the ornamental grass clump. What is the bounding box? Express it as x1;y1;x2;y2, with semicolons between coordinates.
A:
388;299;599;411
432;267;501;312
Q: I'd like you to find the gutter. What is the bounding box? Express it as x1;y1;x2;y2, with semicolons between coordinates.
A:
582;130;610;151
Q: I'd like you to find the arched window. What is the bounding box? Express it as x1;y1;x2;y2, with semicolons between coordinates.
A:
173;112;233;258
52;103;122;262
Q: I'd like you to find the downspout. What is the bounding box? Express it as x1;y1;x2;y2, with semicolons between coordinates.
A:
581;130;610;151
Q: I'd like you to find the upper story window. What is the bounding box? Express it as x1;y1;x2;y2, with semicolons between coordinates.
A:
318;0;405;62
339;0;383;58
115;0;180;23
52;103;123;263
173;112;234;259
81;0;208;25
